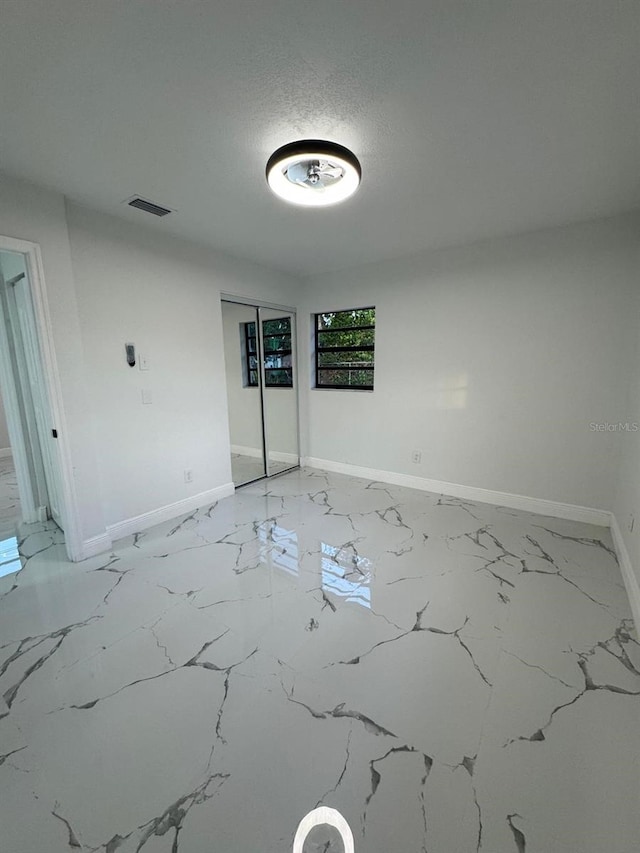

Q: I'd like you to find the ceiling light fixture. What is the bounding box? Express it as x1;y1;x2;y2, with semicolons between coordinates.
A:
266;140;361;207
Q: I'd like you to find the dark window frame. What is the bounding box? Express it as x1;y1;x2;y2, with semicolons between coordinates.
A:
314;307;376;391
245;317;293;388
244;321;259;387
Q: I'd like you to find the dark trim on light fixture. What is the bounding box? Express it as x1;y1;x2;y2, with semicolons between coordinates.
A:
266;139;362;206
266;140;361;182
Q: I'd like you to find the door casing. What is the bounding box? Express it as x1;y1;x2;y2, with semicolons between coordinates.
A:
0;235;82;560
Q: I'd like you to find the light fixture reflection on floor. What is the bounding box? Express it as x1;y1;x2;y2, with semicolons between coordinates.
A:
266;140;361;207
0;535;20;579
292;806;355;853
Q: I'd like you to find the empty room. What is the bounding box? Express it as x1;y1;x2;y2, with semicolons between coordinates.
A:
0;2;639;852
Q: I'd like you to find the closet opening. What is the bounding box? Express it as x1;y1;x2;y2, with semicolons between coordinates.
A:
221;297;300;487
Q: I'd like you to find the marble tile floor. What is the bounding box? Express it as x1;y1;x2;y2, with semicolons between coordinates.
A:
0;455;21;532
231;452;294;486
0;468;639;852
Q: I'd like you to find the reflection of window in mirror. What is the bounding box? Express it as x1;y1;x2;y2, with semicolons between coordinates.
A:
243;317;293;387
243;321;258;387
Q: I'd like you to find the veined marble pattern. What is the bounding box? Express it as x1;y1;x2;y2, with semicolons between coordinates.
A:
0;468;639;852
0;456;21;532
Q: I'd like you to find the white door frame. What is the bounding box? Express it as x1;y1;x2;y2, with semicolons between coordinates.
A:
0;235;83;561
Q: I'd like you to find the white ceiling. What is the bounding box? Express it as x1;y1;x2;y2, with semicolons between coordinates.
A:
1;1;638;277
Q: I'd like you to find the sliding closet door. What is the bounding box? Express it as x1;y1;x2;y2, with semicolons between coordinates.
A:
260;307;299;476
221;301;266;486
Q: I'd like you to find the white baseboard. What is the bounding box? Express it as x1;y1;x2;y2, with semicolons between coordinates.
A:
80;533;114;561
0;447;12;459
609;514;640;632
302;457;611;527
106;482;235;543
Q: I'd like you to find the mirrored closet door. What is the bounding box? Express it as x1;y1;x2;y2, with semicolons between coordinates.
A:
221;298;299;487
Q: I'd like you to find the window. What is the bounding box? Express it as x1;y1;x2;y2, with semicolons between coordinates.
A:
245;317;293;387
315;307;375;390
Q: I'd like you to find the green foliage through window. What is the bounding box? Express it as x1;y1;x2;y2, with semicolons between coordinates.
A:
244;317;293;387
315;307;375;390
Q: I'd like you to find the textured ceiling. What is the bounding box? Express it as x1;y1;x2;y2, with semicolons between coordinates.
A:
1;1;639;276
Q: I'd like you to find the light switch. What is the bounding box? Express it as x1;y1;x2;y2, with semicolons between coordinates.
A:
141;388;153;404
139;354;150;371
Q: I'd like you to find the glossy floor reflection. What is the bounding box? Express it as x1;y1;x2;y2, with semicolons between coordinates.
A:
0;533;21;579
0;468;639;852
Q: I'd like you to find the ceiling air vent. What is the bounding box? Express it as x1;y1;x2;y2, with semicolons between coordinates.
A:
125;196;173;217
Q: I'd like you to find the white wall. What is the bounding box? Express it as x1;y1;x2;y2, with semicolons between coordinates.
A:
299;215;640;511
66;202;299;528
612;245;640;610
0;173;105;542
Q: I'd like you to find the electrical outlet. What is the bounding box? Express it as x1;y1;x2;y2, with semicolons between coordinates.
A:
629;514;635;533
184;469;193;484
411;450;422;464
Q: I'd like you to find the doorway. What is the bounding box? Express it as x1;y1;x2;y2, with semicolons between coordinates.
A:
221;298;300;487
0;248;65;535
